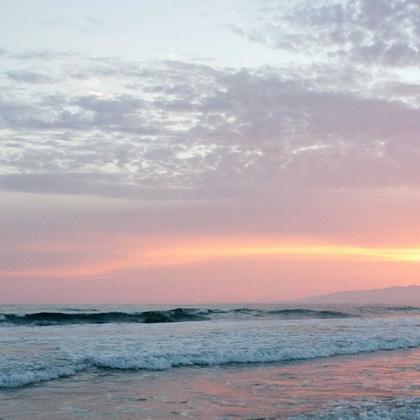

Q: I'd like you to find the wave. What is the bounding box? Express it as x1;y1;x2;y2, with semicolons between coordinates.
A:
267;309;353;318
231;308;352;318
0;307;355;326
0;308;209;326
360;305;420;313
382;306;420;312
0;364;87;388
2;333;420;388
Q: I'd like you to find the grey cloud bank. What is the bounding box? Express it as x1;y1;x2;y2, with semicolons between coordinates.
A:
1;55;420;200
0;0;419;229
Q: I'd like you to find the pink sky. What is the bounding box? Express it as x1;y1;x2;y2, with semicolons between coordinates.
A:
1;0;420;303
1;190;420;304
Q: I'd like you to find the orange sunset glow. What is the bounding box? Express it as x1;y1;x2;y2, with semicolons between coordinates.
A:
3;234;420;279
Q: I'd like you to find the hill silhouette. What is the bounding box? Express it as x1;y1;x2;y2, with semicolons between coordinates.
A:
296;285;420;305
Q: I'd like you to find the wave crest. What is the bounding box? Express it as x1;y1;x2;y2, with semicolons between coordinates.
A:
0;309;208;326
0;307;355;326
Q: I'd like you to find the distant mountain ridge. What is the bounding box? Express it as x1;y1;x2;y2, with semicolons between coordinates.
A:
296;285;420;305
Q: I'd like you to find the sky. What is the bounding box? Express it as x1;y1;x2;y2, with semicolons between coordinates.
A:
1;0;420;304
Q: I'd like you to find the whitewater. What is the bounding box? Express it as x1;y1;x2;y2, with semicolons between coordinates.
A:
1;304;420;419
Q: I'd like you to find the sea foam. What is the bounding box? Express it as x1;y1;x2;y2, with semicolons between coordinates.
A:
289;397;420;420
2;316;420;388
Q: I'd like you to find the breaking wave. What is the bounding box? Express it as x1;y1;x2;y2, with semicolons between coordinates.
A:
2;333;420;388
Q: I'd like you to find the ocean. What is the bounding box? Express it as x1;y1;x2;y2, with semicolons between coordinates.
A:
1;303;420;419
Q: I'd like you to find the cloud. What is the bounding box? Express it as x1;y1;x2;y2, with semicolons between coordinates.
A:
233;0;420;67
5;70;57;84
11;49;82;61
0;47;420;200
3;6;420;303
